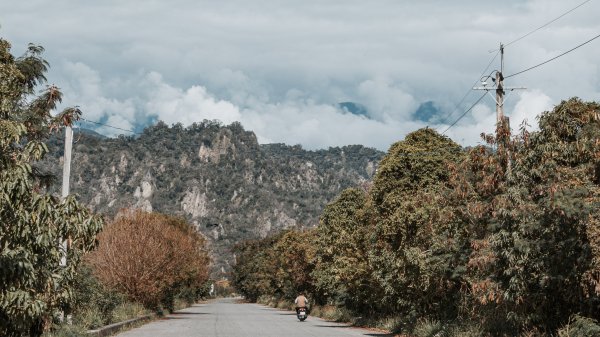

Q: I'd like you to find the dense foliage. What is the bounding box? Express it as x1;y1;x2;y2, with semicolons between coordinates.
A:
0;39;104;336
87;210;211;310
232;229;316;302
232;99;600;336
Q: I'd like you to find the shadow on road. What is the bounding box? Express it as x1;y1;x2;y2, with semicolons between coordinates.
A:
162;312;211;320
314;324;395;336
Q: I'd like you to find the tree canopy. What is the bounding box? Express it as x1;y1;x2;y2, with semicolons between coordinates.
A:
232;105;600;335
0;39;103;336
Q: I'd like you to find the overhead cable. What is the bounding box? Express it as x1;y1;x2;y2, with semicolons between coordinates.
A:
494;0;594;51
441;92;487;135
79;117;141;135
505;32;600;78
435;50;499;130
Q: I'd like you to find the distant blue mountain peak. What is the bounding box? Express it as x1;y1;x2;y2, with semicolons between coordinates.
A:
414;101;440;123
338;102;369;118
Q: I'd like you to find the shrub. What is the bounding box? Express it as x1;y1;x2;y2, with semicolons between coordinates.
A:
70;265;126;328
87;210;210;309
412;319;447;337
557;315;600;337
447;322;485;337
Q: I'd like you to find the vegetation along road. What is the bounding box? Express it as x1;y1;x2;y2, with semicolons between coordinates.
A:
116;298;391;337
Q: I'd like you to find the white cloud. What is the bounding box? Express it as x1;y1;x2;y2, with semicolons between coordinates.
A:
357;77;418;122
441;103;496;145
509;90;553;132
143;72;243;126
58;62;137;136
1;0;598;150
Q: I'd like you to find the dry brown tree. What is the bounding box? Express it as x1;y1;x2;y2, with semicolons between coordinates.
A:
87;209;210;308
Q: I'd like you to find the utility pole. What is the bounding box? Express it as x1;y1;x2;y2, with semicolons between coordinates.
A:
59;125;73;324
496;44;505;125
474;43;526;134
60;125;73;267
474;43;526;173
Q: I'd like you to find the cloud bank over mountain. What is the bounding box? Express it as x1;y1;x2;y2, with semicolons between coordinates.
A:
1;0;598;150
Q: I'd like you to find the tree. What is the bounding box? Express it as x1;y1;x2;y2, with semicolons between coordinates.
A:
86;210;210;310
232;235;280;302
271;229;317;300
447;98;600;334
369;128;464;320
312;188;381;314
0;39;103;336
487;99;600;331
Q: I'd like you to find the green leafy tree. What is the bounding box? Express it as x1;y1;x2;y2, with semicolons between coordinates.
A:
488;99;599;331
232;229;317;302
271;229;317;300
312;188;381;314
232;235;280;302
369;128;464;320
448;99;600;334
0;39;103;336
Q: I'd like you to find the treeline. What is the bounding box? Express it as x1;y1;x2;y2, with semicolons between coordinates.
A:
233;98;600;336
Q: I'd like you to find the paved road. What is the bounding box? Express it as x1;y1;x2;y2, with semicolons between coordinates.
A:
116;298;393;337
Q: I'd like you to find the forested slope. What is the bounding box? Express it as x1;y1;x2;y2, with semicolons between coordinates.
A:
43;121;384;274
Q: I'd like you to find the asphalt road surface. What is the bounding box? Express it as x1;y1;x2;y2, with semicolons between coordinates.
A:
116;298;393;337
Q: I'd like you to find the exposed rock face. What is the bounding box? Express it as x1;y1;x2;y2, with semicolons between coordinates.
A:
47;121;384;276
182;186;210;218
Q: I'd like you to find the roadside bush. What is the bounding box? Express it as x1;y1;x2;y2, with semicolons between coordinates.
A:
87;210;210;310
557;315;600;337
42;324;87;337
412;319;446;337
447;322;485;337
70;265;127;328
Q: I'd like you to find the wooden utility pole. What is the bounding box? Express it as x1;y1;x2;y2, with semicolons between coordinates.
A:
474;43;526;134
496;44;505;125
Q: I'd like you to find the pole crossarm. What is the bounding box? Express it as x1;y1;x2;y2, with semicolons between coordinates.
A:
473;86;527;90
473;86;526;106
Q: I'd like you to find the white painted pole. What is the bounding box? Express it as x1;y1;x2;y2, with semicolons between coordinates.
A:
60;125;73;324
60;125;73;267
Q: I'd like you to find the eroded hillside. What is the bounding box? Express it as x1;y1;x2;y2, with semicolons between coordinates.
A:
45;121;384;275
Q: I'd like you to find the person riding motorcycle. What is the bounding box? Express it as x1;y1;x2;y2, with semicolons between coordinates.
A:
294;292;309;314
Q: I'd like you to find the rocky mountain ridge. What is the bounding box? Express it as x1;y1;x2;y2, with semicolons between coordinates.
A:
45;120;384;275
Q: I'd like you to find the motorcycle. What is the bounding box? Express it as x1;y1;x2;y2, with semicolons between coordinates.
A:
296;307;308;321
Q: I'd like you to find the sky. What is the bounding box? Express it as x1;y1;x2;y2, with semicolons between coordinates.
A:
1;0;599;151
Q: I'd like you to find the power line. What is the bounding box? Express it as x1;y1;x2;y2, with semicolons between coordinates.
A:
79;117;142;135
505;32;600;78
435;50;500;129
494;0;594;51
440;1;594;132
441;92;487;135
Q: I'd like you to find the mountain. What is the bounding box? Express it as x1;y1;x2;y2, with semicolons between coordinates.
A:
45;120;384;276
414;101;441;122
339;102;369;117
